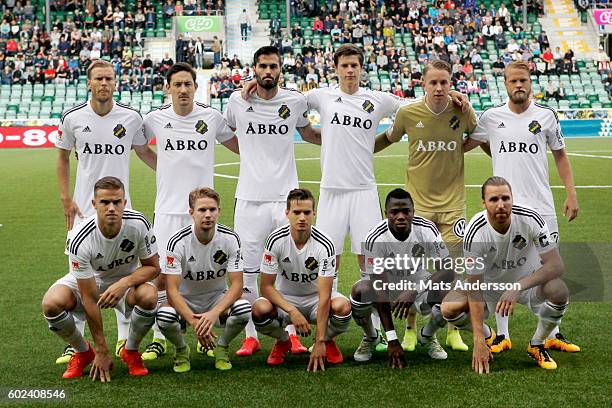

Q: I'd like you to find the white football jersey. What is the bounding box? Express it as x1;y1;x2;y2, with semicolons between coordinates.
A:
68;209;157;284
471;101;565;216
56;101;147;218
364;217;450;283
261;225;336;297
163;223;242;298
144;102;234;214
224;88;309;201
306;86;408;190
463;205;556;284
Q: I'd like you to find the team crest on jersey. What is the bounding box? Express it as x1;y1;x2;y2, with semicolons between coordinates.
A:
512;235;527;250
305;256;319;271
449;115;460;130
195;120;208;134
412;244;425;257
120;238;135;252
57;129;63;141
278;104;291;119
113;124;126;139
528;120;542;135
453;218;466;238
213;250;228;265
362;100;374;113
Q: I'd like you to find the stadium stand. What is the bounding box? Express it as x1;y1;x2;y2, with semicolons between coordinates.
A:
205;0;611;113
0;0;225;119
0;0;610;118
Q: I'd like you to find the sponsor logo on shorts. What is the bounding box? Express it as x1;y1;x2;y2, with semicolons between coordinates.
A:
453;218;466;238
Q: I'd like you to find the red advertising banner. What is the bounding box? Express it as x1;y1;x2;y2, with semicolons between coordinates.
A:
0;126;59;148
0;126;158;148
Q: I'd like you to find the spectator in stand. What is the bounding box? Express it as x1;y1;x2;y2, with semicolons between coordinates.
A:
219;77;233;97
239;9;249;41
545;81;558;101
467;75;479;94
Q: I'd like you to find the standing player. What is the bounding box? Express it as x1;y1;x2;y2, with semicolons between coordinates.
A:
465;61;580;353
157;188;250;372
252;189;351;371
55;59;157;364
42;177;160;380
373;60;476;352
351;189;454;364
224;46;320;356
441;177;571;372
140;62;239;361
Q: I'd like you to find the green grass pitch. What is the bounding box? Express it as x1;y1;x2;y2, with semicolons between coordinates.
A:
0;138;610;407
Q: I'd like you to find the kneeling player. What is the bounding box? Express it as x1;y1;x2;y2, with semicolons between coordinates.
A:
350;189;454;365
441;177;571;372
42;177;160;381
157;188;249;372
252;189;351;371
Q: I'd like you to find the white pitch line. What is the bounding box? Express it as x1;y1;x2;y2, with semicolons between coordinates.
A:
212;172;612;188
215;154;612;188
567;153;612;159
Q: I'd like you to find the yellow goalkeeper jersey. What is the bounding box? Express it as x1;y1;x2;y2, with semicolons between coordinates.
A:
387;97;477;212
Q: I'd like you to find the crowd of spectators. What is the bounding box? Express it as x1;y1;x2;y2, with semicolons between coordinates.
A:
0;0;224;89
258;0;588;96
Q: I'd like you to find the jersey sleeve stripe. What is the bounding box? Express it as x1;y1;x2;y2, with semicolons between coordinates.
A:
123;211;152;228
68;219;95;254
365;223;389;252
116;101;143;119
464;217;487;252
167;226;192;252
311;228;335;257
511;207;546;228
122;213;152;230
412;216;441;235
195;102;210;109
265;230;291;252
217;224;241;246
60;102;87;124
264;225;290;250
69;221;97;255
533;102;559;122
